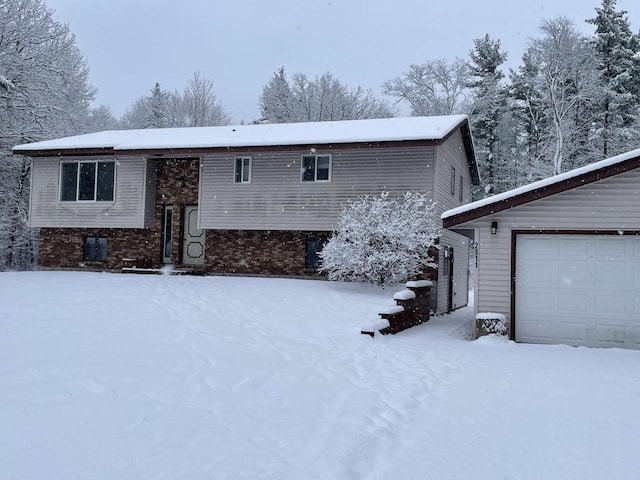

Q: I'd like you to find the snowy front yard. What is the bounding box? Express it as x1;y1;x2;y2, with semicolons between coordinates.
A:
1;272;639;479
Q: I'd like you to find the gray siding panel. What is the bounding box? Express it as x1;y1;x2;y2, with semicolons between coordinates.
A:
199;146;436;231
29;156;147;228
433;129;473;218
458;170;640;321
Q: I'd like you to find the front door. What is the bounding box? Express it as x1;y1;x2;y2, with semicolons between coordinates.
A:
445;246;454;312
182;205;205;265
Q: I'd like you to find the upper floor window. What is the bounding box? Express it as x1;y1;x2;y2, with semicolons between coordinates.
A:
234;156;252;183
459;175;463;202
302;154;331;182
60;160;115;202
450;166;456;196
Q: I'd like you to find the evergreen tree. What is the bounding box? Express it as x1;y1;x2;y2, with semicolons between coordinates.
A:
509;52;552;182
259;67;294;123
467;35;508;196
587;0;640;156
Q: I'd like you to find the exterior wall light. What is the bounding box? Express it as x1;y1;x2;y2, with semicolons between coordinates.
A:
490;221;498;235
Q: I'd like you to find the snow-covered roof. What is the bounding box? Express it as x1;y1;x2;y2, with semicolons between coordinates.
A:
442;147;640;226
13;115;468;153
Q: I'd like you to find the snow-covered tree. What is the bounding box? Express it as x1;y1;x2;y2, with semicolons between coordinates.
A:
587;0;640;156
182;72;231;126
259;67;294;123
0;0;94;269
122;75;230;128
467;35;508;196
320;192;440;286
259;68;394;123
509;51;552;182
84;105;120;133
525;18;599;176
383;59;472;115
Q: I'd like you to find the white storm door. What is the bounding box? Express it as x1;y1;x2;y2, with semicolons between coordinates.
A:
182;205;205;265
515;234;640;348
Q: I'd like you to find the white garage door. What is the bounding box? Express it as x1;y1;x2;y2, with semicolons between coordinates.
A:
515;234;640;348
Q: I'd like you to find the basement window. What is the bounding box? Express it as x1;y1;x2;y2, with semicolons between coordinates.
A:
305;239;326;269
60;161;115;202
84;237;107;262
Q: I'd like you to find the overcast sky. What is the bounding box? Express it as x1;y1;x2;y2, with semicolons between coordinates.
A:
46;0;639;124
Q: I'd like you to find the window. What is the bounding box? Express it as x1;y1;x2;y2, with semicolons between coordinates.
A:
234;156;252;183
305;239;325;269
302;154;331;182
450;166;456;195
60;161;115;202
84;237;107;262
459;175;464;202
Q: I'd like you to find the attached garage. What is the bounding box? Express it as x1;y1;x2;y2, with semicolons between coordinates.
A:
442;148;640;349
515;233;640;348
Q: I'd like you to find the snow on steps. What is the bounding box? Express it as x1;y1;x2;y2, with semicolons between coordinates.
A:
361;281;433;336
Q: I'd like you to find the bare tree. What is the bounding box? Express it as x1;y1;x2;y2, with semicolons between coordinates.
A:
259;68;394;123
383;59;472;116
182;72;231;126
528;17;599;175
122;74;230;128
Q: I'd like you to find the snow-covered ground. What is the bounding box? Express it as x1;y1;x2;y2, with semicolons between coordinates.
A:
1;272;639;479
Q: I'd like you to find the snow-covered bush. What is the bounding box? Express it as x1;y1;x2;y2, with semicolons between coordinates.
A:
320;191;440;286
475;313;508;336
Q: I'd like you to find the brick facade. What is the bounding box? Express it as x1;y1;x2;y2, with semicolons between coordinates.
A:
38;227;331;276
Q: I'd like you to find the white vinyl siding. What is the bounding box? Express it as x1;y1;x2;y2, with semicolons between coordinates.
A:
29;156;150;228
199;146;436;231
456;169;640;325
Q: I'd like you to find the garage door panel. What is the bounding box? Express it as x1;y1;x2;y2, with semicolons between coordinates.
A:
595;265;621;285
516;234;640;349
518;263;556;286
559;237;589;257
518;290;557;311
558;293;590;312
558;264;592;285
594;294;626;314
593;325;628;345
594;237;625;258
556;322;589;342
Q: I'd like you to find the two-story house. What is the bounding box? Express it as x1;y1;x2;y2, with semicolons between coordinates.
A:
14;115;479;313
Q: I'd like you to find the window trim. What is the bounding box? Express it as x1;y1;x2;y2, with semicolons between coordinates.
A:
83;236;108;262
459;174;464;202
234;156;252;184
59;160;116;202
301;154;332;183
